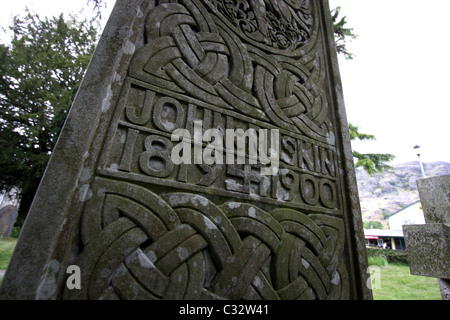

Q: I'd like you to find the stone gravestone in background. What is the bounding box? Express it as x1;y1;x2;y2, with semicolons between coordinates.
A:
0;206;18;238
404;174;450;300
0;0;371;300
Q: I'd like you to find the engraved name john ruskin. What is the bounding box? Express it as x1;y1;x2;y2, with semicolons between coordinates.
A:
108;95;338;212
66;0;354;301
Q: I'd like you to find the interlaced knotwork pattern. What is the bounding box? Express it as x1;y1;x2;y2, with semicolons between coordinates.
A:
64;178;349;300
129;0;331;142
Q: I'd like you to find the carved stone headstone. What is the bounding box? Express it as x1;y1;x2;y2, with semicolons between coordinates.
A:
0;206;18;238
0;0;371;300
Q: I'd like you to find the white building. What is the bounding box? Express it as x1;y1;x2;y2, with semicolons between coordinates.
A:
364;229;406;250
364;201;426;251
387;201;425;231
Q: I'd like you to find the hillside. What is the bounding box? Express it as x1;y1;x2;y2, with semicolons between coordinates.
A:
355;161;450;228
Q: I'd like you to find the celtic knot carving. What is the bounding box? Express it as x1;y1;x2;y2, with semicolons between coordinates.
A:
64;178;349;300
128;0;331;142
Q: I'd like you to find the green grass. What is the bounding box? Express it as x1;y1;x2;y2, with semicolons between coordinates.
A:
0;238;17;270
368;256;388;267
0;238;17;287
370;263;442;300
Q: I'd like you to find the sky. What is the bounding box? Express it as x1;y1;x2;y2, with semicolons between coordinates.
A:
329;0;450;165
1;0;449;166
0;0;115;41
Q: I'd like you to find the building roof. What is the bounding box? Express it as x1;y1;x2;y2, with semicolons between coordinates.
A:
364;229;404;238
387;200;421;221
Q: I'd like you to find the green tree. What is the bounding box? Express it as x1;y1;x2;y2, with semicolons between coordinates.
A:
349;124;395;174
0;11;98;218
331;6;357;60
363;221;384;230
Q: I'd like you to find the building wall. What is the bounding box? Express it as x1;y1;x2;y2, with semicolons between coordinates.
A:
388;202;425;231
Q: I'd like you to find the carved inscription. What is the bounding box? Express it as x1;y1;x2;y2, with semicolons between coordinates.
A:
67;0;352;300
104;81;338;212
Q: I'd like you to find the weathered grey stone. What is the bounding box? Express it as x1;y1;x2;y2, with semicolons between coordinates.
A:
417;174;450;224
404;174;450;300
403;223;450;279
0;206;18;238
0;0;370;300
438;279;450;300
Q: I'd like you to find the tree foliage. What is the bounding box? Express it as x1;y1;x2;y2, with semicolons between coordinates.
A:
363;220;384;230
349;124;395;174
331;6;357;60
0;11;98;217
87;0;109;20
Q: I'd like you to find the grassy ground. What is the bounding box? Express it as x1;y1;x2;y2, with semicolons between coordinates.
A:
0;238;18;287
0;238;17;270
369;263;442;300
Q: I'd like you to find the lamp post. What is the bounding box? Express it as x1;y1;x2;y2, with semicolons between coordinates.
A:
413;145;426;178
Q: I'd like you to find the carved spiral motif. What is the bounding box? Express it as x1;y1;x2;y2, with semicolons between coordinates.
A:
64;178;349;300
